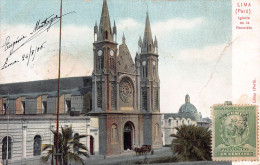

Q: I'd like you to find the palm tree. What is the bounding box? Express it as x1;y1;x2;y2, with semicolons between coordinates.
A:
170;125;211;161
41;125;89;165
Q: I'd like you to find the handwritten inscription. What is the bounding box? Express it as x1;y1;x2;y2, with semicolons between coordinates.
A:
3;35;27;54
2;42;46;69
31;14;60;35
1;11;75;70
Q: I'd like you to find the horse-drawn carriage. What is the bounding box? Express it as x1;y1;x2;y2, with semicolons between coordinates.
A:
134;145;154;155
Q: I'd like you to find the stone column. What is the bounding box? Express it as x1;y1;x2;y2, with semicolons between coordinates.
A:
86;122;90;152
22;126;27;158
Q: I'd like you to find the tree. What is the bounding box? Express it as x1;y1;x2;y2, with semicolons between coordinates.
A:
41;126;89;165
170;125;211;161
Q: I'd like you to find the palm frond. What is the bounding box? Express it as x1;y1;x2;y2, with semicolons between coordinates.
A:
78;151;89;158
42;144;53;151
67;152;85;165
78;135;87;139
41;150;53;163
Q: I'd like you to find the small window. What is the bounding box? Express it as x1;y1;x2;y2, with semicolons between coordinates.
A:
42;101;47;114
66;100;71;113
3;103;7;114
168;119;172;127
21;101;25;114
33;135;41;156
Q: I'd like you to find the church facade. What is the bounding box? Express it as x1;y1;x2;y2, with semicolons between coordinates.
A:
90;0;161;155
0;0;162;163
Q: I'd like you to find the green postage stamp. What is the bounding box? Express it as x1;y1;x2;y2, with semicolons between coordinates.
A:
212;105;258;161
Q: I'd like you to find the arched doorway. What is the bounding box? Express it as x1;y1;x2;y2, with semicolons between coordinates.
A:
90;136;94;155
123;121;134;150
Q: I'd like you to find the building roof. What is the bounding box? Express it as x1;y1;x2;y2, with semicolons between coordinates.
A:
179;102;198;113
0;76;92;98
162;95;202;121
178;94;198;113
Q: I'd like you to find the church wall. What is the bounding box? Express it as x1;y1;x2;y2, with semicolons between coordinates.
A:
151;114;162;149
106;115;122;155
143;114;152;146
98;115;107;155
98;114;143;156
138;115;144;146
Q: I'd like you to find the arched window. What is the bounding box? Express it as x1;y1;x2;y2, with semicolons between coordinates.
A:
111;124;118;143
142;61;147;77
105;31;108;39
168;119;172;127
74;133;79;153
33;135;41;156
155;124;159;137
94;33;97;41
2;136;12;159
152;61;156;77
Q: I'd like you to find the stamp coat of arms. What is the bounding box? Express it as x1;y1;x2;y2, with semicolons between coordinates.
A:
212;105;258;161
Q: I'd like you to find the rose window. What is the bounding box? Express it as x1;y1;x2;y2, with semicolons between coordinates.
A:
119;78;133;103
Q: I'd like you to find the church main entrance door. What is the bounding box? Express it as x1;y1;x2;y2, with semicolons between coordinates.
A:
123;121;134;150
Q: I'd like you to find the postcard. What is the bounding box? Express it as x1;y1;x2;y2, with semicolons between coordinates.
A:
0;0;259;164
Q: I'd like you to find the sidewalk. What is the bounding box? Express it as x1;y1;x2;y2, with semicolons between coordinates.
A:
83;147;172;165
80;147;231;165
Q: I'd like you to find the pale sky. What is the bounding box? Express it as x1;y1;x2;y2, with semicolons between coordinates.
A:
0;0;232;118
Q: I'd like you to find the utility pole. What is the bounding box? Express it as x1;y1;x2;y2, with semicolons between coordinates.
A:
55;0;62;165
6;94;9;165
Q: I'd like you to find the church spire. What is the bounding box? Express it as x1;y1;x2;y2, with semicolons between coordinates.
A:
142;12;154;53
122;33;126;44
98;0;113;41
